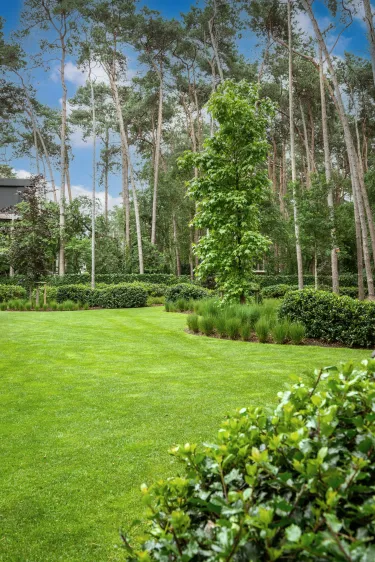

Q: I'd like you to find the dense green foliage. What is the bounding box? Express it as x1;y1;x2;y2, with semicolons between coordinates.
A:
129;360;375;562
0;284;26;302
0;308;366;560
56;283;147;308
180;81;273;302
280;289;375;347
0;273;191;286
165;283;210;303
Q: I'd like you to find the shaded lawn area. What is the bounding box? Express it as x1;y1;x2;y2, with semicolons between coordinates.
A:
0;307;368;561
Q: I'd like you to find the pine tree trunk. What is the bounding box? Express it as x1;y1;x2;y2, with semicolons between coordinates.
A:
104;126;109;223
363;0;375;87
319;46;339;293
288;0;304;290
300;99;311;188
108;73;130;249
354;188;365;300
59;36;67;276
125;129;144;274
151;75;163;245
302;0;374;298
65;149;72;203
314;248;318;290
90;71;96;289
172;213;181;276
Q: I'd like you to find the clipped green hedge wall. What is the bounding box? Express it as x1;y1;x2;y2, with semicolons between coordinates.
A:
279;289;375;347
261;283;298;298
0;284;27;302
165;283;210;302
56;283;147;308
129;361;375;561
49;273;191;286
258;273;360;287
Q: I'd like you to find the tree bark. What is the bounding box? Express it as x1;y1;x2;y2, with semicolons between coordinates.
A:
125;129;144;274
90;68;96;289
319;45;339;293
288;0;304;290
151;75;163;245
363;0;375;87
108;73;130;249
104;126;109;223
65;148;72;203
172;213;181;276
302;0;374;298
58;26;67;276
299;99;311;188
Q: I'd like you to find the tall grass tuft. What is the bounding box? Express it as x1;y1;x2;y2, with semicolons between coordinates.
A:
215;314;228;338
187;314;200;333
272;322;290;344
289;322;306;345
255;318;270;343
198;315;215;336
226;317;241;340
25;301;32;311
240;323;251;341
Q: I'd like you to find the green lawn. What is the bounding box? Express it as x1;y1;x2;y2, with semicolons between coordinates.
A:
0;307;369;561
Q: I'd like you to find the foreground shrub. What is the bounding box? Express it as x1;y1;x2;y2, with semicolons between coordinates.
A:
289;322;306;345
186;314;200;333
127;360;375;561
0;284;27;302
279;289;375;347
165;283;210;303
255;318;270;343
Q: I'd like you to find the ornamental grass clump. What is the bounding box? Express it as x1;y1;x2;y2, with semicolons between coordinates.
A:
255;318;270;343
127;360;375;561
225;317;241;340
198;315;215;336
187;314;200;333
289;322;306;345
239;322;251;341
272;321;290;344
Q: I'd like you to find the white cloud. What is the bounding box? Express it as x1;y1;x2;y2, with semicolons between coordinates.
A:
54;184;122;211
14;169;32;179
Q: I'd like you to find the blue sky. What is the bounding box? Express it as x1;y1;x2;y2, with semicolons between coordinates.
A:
0;0;372;209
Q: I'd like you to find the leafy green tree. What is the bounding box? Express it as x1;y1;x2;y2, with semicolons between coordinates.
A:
180;80;273;302
9;175;59;289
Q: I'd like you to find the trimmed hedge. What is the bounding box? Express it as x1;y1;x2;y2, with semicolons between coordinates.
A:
261;283;298;299
48;273;191;286
0;284;27;302
165;283;210;302
279;289;375;347
56;283;147;308
128;360;375;561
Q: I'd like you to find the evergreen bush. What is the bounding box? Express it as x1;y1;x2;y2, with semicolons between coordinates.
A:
165;283;210;303
0;284;27;302
127;361;375;561
280;289;375;347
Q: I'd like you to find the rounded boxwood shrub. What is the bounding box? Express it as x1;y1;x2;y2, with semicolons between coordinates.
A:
165;283;210;303
127;360;375;561
279;289;375;348
262;284;298;299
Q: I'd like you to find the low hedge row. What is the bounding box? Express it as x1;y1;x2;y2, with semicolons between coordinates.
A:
279;289;375;347
0;273;192;286
258;273;360;287
56;283;147;308
0;284;27;302
261;284;362;300
165;283;211;302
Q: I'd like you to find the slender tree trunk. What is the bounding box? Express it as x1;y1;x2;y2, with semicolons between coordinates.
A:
151;74;163;245
319;46;339;293
300;99;311;188
90;69;96;289
314;247;318;290
308;103;315;172
208;17;224;81
125;129;144;274
36;130;56;202
288;0;304;289
104;126;109;223
354;188;365;300
363;0;375;87
59;37;67;276
302;0;374;298
65;149;72;203
108;73;130;249
172;213;181;276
